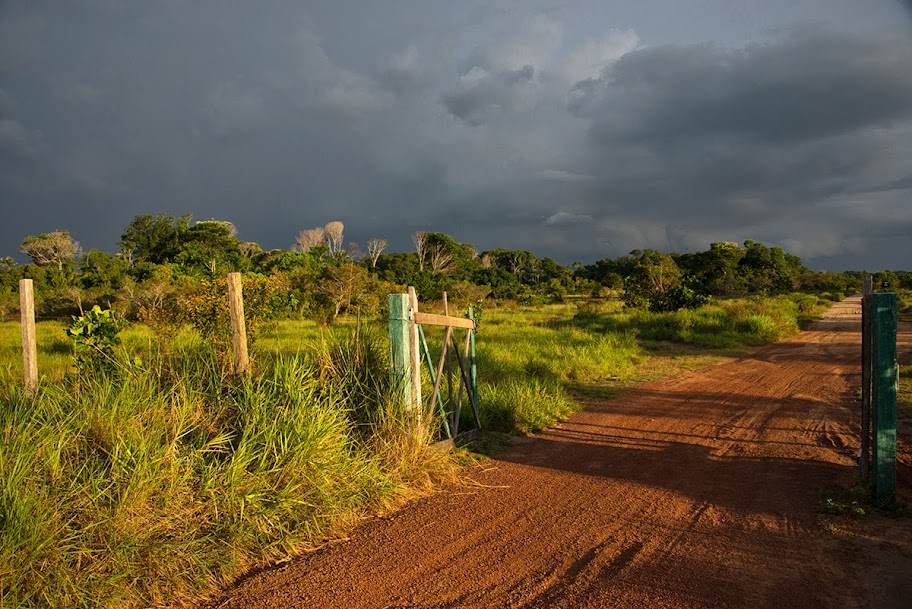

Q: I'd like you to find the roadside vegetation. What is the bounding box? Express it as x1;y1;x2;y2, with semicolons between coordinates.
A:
0;213;901;609
893;290;912;421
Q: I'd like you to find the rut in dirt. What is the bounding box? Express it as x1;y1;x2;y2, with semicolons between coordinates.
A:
213;297;911;609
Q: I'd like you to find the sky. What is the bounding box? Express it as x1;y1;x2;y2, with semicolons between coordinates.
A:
1;1;911;271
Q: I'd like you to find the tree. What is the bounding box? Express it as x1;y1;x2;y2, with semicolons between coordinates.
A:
20;230;80;270
622;250;687;311
679;242;746;296
428;242;454;274
422;233;476;277
738;240;804;293
412;231;429;271
366;238;388;268
238;241;263;259
119;213;188;264
295;227;325;252
374;252;420;284
324;221;345;256
79;249;128;290
482;249;539;283
175;220;245;275
322;264;368;319
346;242;363;262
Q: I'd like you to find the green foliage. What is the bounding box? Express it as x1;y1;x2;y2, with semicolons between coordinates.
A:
582;239;854;304
78;249;129;291
175;220;247;276
479;378;577;433
2;216;878;323
118;213;189;265
20;230;80;271
312;325;391;431
466;300;483;329
896;290;912;323
66;305;125;372
179;275;283;348
0;328;455;609
622;250;705;312
575;294;820;350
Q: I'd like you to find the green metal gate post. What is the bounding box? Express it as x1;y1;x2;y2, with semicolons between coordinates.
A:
871;292;897;501
389;294;413;412
860;276;873;479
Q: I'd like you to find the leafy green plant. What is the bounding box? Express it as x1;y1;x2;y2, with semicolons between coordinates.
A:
466;299;483;329
178;274;282;347
66;305;125;371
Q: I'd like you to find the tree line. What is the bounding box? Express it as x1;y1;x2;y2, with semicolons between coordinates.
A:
2;214;903;323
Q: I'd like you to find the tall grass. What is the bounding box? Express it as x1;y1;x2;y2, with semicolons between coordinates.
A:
897;290;912;323
0;328;452;609
0;292;836;607
567;293;830;351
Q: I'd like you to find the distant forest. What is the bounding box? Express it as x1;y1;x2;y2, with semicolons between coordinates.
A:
2;214;907;322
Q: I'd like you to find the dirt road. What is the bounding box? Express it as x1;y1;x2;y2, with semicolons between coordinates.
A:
215;297;912;609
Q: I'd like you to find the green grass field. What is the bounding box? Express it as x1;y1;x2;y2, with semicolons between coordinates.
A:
0;292;836;608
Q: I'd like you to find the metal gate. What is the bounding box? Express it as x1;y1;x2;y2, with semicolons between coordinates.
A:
389;287;480;443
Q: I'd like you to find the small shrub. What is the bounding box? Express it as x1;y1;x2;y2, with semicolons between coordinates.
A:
179;275;282;347
738;314;780;341
574;300;603;321
466;299;484;329
66;305;125;372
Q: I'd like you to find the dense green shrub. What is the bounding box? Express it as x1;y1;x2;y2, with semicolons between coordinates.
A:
66;305;125;372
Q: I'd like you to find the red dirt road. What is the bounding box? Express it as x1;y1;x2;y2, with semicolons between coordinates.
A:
215;297;912;609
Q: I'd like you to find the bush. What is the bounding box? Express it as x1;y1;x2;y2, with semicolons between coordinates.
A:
178;275;283;347
66;305;125;372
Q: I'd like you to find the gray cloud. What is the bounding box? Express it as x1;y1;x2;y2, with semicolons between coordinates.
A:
577;29;912;145
561;29;912;268
441;64;538;125
1;3;911;271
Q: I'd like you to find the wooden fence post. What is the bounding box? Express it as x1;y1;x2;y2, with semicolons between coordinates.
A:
407;287;422;417
388;293;413;411
871;292;897;500
20;279;38;395
443;292;453;408
468;306;478;411
860;275;873;478
227;272;249;375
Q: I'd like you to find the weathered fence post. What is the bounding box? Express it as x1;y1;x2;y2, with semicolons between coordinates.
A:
20;279;38;395
388;293;413;412
860;275;873;478
443;291;453;408
468;306;478;411
407;287;422;418
227;272;249;375
871;292;897;500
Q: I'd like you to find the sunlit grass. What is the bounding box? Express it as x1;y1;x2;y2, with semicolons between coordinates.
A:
899;340;912;421
0;320;72;383
0;292;837;608
0;327;454;609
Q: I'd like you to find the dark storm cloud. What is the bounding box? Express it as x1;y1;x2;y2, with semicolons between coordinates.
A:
1;2;910;270
441;64;537;125
561;28;912;264
576;29;912;145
